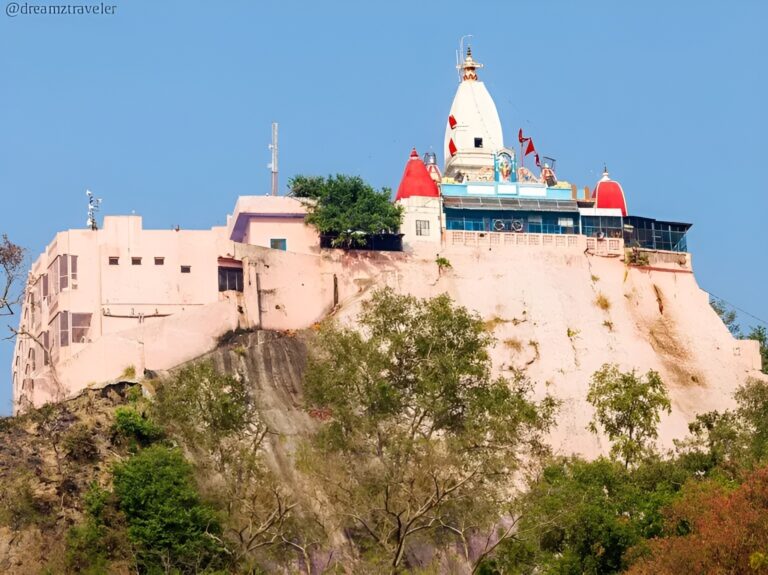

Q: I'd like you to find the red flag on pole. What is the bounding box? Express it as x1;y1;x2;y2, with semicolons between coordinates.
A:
518;128;527;143
535;154;541;168
448;115;457;129
448;138;457;156
524;139;536;156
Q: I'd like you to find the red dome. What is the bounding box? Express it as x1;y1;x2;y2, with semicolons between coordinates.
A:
592;170;628;216
395;148;440;202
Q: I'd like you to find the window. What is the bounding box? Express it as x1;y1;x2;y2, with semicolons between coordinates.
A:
59;255;68;291
59;311;69;348
131;257;142;265
558;217;574;228
42;273;48;302
218;267;244;292
528;215;542;224
270;238;287;251
474;137;483;148
70;255;78;288
109;257;119;265
71;313;92;343
180;265;191;274
415;220;430;236
154;257;165;266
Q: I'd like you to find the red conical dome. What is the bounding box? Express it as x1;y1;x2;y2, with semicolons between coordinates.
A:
395;148;440;202
592;169;628;216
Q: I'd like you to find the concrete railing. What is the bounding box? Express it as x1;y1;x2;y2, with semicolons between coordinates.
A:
586;237;624;256
446;230;624;256
447;230;583;249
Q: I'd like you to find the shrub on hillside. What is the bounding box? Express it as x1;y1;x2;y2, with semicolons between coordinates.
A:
63;423;99;462
112;445;226;573
112;407;162;447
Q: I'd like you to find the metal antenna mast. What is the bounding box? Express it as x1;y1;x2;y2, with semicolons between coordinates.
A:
86;189;102;230
269;122;279;196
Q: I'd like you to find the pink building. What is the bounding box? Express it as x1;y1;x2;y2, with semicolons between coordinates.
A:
11;197;319;411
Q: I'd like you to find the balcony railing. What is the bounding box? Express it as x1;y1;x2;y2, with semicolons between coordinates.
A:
446;230;624;256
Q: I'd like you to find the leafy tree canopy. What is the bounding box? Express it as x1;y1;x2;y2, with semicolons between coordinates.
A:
710;297;741;337
587;364;671;469
302;288;557;571
482;456;694;575
289;174;403;248
112;445;226;573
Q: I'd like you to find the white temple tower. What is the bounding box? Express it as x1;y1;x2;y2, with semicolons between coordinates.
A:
443;47;505;182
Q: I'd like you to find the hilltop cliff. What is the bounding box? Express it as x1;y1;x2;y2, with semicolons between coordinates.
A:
1;244;765;573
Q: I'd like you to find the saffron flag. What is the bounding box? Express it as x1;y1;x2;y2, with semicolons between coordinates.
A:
448;138;457;156
518;128;529;143
525;139;536;156
448;115;457;129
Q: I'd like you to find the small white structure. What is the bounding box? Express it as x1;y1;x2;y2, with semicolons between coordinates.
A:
395;149;442;247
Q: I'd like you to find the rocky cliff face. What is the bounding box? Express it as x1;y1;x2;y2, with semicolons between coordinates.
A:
0;330;314;574
321;244;766;457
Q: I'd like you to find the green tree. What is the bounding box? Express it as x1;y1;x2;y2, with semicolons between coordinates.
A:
710;297;741;337
587;364;671;469
735;377;768;462
289;174;403;248
302;288;557;572
152;361;264;465
745;325;768;375
675;409;744;472
481;456;694;575
152;361;313;572
112;445;226;573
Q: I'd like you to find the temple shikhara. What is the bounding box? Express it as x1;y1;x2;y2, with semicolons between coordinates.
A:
12;48;759;422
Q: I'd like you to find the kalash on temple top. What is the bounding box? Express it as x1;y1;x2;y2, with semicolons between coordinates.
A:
398;47;691;253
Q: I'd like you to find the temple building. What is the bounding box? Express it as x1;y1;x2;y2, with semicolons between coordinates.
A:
397;47;691;253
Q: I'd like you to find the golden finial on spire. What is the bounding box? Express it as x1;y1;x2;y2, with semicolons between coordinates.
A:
457;45;483;81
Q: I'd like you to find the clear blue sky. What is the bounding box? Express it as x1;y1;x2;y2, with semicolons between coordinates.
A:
1;0;766;414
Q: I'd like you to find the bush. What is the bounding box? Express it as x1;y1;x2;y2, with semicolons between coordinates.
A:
112;445;226;573
595;293;611;311
121;365;137;379
66;484;129;574
435;256;452;273
63;423;99;462
112;407;162;447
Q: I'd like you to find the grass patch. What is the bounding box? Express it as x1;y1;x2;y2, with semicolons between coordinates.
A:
595;293;611;311
121;365;136;379
567;328;580;339
591;274;600;282
233;345;247;358
603;320;614;331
